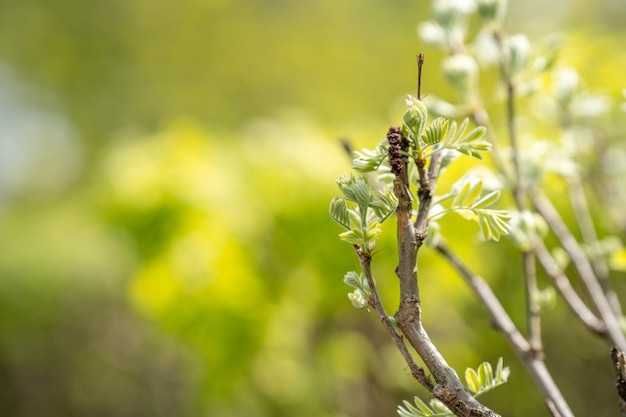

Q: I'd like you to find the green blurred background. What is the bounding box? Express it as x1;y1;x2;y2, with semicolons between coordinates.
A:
1;0;626;416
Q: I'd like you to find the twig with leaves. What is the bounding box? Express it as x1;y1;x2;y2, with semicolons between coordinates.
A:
332;90;509;416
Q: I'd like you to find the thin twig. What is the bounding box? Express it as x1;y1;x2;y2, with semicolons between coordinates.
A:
532;191;626;351
417;53;424;100
535;240;607;336
356;248;434;390
523;251;543;355
569;176;622;315
492;27;543;357
435;243;575;417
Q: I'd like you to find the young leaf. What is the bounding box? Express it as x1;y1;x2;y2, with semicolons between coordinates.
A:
451;180;472;207
397;396;454;417
421;117;449;146
465;358;510;397
403;95;428;142
471;190;500;208
440;118;490;159
343;271;362;289
348;289;369;308
465;368;482;394
429;399;453;415
370;187;398;223
329;196;350;229
353;140;389;172
478;361;494;389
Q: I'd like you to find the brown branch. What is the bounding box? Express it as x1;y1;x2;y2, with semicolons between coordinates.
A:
611;346;626;416
355;248;434;390
532;191;626;352
390;133;499;416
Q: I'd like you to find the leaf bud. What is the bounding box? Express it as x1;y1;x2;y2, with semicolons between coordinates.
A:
508;34;531;76
477;0;507;23
442;54;479;98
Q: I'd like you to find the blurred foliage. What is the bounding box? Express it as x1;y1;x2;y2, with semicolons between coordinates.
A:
0;0;626;417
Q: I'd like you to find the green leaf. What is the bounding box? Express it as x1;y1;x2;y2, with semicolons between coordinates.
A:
403;95;428;142
440;118;490;159
329;196;350;229
465;358;510;398
343;271;362;289
338;228;364;246
421;117;449;146
465;368;481;394
429;399;452;415
370;187;398;223
477;209;510;241
451;180;471;207
397;397;454;417
430;175;510;241
464;181;483;207
471;190;500;208
478;361;494;388
353;140;389;172
336;175;371;209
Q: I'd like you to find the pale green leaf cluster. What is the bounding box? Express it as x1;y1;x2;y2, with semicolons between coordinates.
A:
397;358;510;417
343;271;371;308
353;139;389;173
397;396;453;417
431;177;510;241
534;286;557;312
439;118;489;159
403;95;429;147
402;96;489;160
507;210;549;251
330;175;398;252
464;357;510;397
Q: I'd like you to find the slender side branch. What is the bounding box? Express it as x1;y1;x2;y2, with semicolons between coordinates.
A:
535;240;607;336
532;192;626;351
356;248;434;390
435;243;575;417
522;251;543;355
569;177;622;315
492;27;543;357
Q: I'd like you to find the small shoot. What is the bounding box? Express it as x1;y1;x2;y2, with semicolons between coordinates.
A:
430;176;511;241
330;175;398;253
439;118;490;159
353;139;389;173
464;357;511;397
343;271;371;308
397;396;453;417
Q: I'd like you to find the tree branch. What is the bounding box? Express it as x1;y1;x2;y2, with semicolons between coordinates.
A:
355;248;434;390
492;27;544;358
390;137;499;416
568;176;622;315
535;240;607;336
434;242;575;417
532;191;626;351
611;346;626;416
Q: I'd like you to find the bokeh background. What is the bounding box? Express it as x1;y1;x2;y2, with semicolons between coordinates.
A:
1;0;626;416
